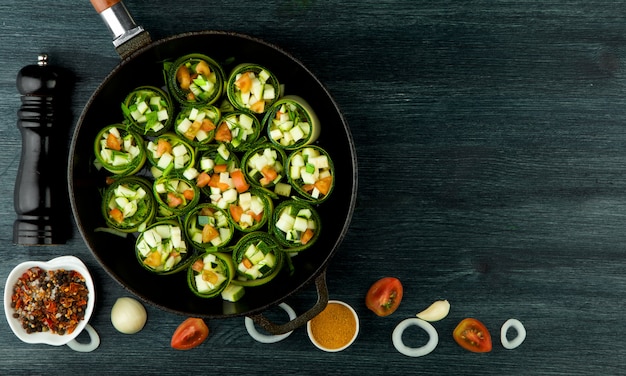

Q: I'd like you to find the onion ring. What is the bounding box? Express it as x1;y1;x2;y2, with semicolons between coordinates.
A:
392;318;438;357
65;324;100;353
245;303;297;344
500;318;526;350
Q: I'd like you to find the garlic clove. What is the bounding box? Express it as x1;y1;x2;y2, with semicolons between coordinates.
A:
416;300;450;322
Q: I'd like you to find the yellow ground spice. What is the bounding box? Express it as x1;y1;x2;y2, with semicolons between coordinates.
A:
310;302;357;349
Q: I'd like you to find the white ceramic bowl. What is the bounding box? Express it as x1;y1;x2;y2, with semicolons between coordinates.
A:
307;300;359;352
4;256;97;349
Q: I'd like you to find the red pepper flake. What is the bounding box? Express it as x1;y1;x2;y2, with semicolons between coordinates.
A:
10;267;89;335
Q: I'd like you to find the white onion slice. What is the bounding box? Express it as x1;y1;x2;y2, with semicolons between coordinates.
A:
392;318;439;357
245;303;297;344
500;318;526;350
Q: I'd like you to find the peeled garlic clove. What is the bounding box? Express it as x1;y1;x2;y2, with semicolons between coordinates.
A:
416;300;450;322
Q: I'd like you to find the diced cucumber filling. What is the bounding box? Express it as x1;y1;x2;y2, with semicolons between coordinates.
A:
138;224;187;271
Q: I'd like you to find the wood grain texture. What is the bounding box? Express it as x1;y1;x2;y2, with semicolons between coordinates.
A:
1;0;626;374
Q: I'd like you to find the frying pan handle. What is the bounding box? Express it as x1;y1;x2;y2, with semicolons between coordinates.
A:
248;271;329;335
90;0;121;13
89;0;152;59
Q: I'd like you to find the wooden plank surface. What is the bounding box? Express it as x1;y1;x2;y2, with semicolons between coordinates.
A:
1;1;626;374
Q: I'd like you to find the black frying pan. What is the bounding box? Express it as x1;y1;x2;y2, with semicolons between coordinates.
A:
68;0;357;334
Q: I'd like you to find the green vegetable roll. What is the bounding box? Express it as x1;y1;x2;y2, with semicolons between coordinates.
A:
231;232;284;287
101;176;155;233
122;86;174;136
153;175;200;217
168;54;226;106
270;199;321;252
184;203;234;252
227;188;273;233
194;144;240;197
214;110;261;151
286;145;335;203
226;63;280;114
174;104;220;149
264;95;320;150
145;133;196;178
136;220;192;275
187;252;235;298
94;124;146;176
241;143;287;193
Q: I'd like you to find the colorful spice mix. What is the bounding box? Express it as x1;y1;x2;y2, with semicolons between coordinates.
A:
309;301;358;350
10;267;89;335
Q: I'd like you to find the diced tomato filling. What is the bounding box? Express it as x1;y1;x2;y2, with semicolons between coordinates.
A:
106;133;122;151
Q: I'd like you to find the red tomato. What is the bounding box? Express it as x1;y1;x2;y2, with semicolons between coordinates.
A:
171;318;209;350
453;318;492;353
365;277;403;316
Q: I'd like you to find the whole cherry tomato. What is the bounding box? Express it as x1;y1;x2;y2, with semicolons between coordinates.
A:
171;318;209;350
365;277;403;317
453;318;492;353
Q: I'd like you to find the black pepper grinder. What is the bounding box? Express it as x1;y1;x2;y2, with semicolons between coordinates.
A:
13;54;73;245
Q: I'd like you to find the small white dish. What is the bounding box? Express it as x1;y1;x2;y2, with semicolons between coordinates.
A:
4;256;99;352
307;300;359;352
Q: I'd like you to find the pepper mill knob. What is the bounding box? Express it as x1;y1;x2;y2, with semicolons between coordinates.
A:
14;54;72;245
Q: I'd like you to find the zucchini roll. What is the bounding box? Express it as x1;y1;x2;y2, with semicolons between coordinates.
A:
136;220;192;275
231;232;284;287
241;144;287;191
187;252;235;298
286;145;335;203
227;188;272;233
184;203;234;252
153;175;200;217
122;86;173;136
174;104;220;149
94;124;146;176
271;199;320;252
101;176;155;233
168;54;226;106
214;111;261;151
146;133;196;178
226;63;280;114
195;144;241;197
264;95;320;150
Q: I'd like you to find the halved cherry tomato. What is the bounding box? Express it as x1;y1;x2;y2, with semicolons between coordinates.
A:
453;318;492;353
171;318;209;350
365;277;403;317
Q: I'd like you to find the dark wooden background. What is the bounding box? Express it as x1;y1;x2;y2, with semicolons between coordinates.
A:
1;1;626;374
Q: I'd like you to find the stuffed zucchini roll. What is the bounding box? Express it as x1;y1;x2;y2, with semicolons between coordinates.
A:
214;111;261;151
174;104;220;149
94;124;146;176
286;145;334;203
242;144;287;192
153;175;200;217
146;133;195;178
194;144;241;196
226;63;280;114
168;54;225;106
184;203;234;252
264;95;320;150
271;199;320;252
122;86;173;136
136;220;191;275
231;232;284;287
227;188;272;233
187;252;235;298
102;176;155;233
